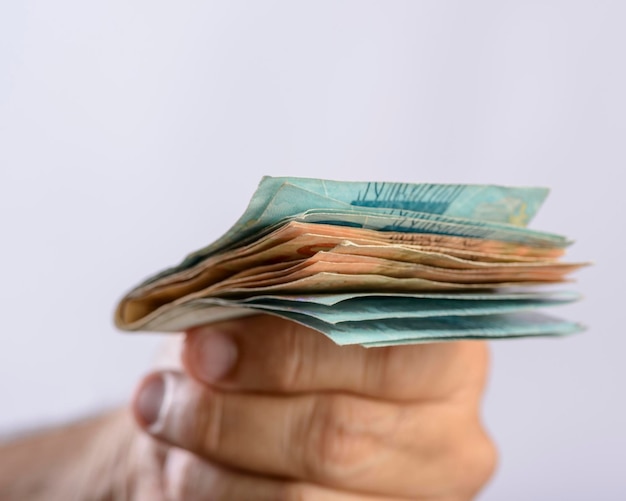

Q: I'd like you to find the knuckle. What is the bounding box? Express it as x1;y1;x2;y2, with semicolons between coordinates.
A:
193;392;225;456
164;450;200;500
300;395;373;482
277;483;316;501
276;322;309;391
420;408;497;498
365;346;399;393
363;345;424;400
457;342;491;397
449;426;498;496
469;432;498;491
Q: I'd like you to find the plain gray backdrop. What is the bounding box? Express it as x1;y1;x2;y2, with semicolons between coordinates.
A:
1;1;624;499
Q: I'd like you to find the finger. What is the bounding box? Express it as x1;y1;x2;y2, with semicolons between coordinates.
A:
183;315;489;401
133;371;496;499
164;448;415;501
131;435;169;501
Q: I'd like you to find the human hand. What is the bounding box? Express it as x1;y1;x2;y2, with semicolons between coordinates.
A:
133;315;497;500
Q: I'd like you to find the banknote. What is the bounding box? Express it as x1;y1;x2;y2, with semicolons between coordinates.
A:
146;222;567;295
295;209;570;247
260;177;549;223
202;291;582;324
154;177;559;281
115;177;585;346
116;291;582;336
205;254;579;294
260;311;584;346
116;298;583;346
117;220;578;328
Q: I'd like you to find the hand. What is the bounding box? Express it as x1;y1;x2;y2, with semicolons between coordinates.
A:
133;315;497;500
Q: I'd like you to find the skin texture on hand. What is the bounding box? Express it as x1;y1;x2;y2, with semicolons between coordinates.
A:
133;315;498;500
0;410;147;501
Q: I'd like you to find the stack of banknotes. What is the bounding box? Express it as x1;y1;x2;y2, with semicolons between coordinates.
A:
115;176;586;347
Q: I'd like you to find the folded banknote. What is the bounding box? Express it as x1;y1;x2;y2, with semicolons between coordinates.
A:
115;176;586;346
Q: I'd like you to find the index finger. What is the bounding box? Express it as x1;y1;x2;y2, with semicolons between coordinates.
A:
182;315;489;402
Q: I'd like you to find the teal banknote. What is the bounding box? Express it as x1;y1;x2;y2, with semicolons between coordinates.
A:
229;291;581;324
266;311;584;346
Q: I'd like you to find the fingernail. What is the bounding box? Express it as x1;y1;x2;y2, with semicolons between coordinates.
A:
193;329;238;383
135;374;166;428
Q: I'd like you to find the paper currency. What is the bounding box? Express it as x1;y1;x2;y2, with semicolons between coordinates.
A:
154;178;559;280
115;176;585;346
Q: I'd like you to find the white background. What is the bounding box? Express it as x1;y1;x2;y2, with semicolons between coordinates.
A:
1;2;624;499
